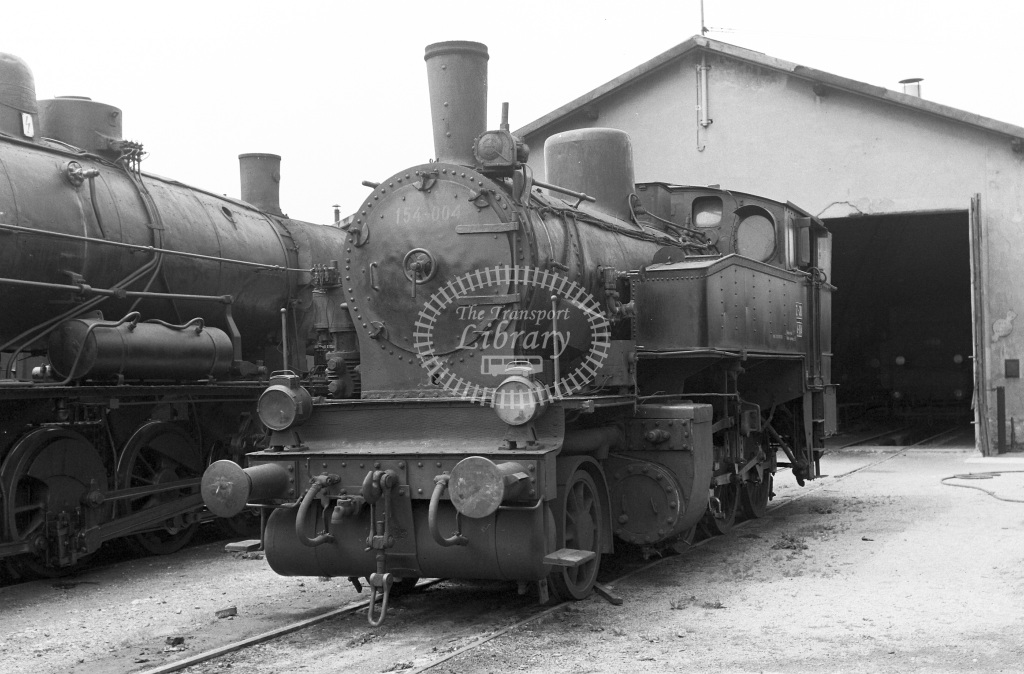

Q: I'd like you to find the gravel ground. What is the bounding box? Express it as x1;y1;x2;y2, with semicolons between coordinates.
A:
436;447;1024;674
2;439;1022;674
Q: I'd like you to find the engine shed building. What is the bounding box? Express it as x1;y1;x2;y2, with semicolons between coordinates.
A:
516;36;1024;456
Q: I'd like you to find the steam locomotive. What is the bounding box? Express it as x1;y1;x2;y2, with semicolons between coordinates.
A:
202;41;836;625
0;52;350;576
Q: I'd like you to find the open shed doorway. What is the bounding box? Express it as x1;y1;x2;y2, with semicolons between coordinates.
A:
826;211;974;431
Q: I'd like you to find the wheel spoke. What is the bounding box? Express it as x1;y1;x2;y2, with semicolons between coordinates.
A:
567;486;580;514
134;452;159;480
566;509;578;527
566;523;577;546
580;491;593;514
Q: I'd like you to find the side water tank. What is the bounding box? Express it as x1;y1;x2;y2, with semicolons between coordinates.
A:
38;96;124;156
544;127;636;222
0;52;39;140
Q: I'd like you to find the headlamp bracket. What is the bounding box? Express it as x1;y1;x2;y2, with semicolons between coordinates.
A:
268;428;307;452
501;421;538;449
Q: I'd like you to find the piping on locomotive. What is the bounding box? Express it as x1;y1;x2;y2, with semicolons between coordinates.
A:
202;41;836;625
0;52;353;575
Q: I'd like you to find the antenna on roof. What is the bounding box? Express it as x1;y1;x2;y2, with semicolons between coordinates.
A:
700;0;708;36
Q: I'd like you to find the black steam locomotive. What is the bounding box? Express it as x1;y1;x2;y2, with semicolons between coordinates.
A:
0;52;351;576
202;42;836;625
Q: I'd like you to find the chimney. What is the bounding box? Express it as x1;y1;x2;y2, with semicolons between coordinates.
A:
239;153;283;216
424;41;488;166
899;78;923;98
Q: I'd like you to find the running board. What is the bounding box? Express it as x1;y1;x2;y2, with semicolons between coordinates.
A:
543;548;596;567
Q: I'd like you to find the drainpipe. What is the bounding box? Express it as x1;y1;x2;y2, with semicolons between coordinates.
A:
698;54;712;128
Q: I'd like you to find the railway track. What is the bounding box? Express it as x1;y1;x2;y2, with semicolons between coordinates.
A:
836;423;967;449
136;444;926;674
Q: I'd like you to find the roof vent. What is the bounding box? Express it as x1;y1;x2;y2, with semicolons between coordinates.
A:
899;78;923;98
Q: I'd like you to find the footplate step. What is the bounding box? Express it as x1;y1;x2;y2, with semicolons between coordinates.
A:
224;539;262;552
543;548;596;567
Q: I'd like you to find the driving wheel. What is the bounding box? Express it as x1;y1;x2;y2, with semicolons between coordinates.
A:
116;421;202;555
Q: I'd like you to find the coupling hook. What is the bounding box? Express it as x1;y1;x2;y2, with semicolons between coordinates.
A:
367;571;393;626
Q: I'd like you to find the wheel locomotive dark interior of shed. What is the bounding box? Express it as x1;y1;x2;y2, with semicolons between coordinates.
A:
827;211;973;427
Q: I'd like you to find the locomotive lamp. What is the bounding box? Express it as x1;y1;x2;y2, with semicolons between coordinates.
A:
492;363;547;426
257;372;312;431
473;103;529;177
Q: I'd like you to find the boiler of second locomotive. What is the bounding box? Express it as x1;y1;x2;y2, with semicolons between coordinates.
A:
0;52;359;368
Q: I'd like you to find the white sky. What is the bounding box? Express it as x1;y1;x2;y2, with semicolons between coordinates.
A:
5;0;1022;224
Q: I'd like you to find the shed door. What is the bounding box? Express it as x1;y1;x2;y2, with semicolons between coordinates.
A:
968;194;990;455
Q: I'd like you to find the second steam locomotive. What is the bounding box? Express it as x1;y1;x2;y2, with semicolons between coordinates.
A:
201;40;836;624
0;51;351;576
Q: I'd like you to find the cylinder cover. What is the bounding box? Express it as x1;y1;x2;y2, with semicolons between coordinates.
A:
544;128;636;222
609;459;685;545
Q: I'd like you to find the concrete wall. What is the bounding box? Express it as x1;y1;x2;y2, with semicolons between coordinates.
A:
523;51;1024;453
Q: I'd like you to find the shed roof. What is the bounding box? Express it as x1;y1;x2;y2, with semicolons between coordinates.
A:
515;36;1024;142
